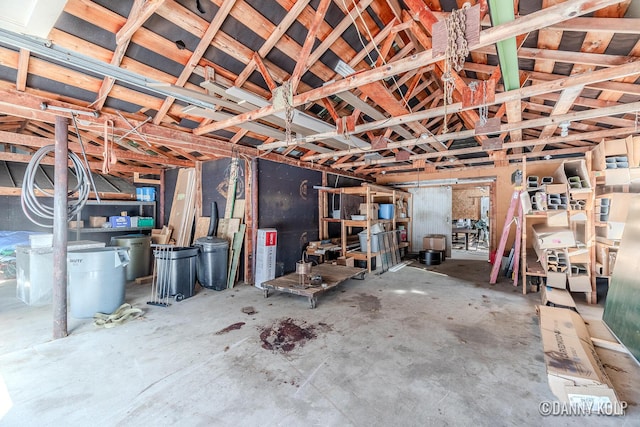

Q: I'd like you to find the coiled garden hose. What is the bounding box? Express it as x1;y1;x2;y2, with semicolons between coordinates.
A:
21;145;90;228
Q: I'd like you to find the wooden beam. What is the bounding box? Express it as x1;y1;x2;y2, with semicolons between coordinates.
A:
321;98;339;122
268;60;640;150
91;0;166;111
153;0;237;124
195;0;622;136
0;151;161;174
0;130;192;167
253;53;277;92
289;0;331;92
235;0;311;86
332;126;637;169
116;0;165;45
304;0;376;71
547;17;640;33
532;85;585;152
16;49;29;92
474;45;636;69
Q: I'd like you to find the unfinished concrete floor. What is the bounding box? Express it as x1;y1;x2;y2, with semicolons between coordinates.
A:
1;251;639;426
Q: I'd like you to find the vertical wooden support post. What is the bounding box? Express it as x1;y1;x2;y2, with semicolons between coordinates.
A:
366;185;372;273
489;180;497;257
585;151;597;304
195;161;203;218
247;158;258;285
53;116;69;340
159;169;165;226
521;157;528;294
319;172;327;240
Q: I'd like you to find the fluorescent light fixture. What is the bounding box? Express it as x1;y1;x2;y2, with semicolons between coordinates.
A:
419;130;448;150
334;60;356;78
397;177;495;187
364;152;383;159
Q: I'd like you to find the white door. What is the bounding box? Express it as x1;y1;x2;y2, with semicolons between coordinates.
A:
410;186;453;257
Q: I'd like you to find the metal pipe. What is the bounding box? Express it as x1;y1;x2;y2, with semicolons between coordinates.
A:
53;116;69;339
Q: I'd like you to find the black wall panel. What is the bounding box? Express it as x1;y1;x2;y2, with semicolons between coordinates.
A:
0;196;48;232
201;159;245;218
163;168;178;226
258;159;321;274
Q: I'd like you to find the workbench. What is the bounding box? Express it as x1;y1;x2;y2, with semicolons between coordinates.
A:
262;264;366;308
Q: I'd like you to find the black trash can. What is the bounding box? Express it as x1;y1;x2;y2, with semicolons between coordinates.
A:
194;236;229;290
154;246;198;299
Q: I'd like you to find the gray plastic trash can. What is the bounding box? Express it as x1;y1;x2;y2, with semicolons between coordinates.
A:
67;247;129;318
154;246;198;299
194;236;229;291
110;234;151;280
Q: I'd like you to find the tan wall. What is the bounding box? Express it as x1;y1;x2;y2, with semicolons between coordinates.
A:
452;187;485;220
377;159;567;257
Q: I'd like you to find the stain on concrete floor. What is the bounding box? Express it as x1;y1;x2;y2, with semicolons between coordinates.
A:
215;322;246;335
349;293;381;313
260;318;317;352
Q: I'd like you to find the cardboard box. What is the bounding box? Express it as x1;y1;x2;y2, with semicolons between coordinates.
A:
546;271;568;289
544;183;568;195
255;229;277;289
596;222;625;240
568;247;589;264
604;169;630;186
538;305;622;414
336;256;355;267
423;235;446;251
532;224;576;249
89;216;107;228
541;286;577;311
68;220;84;229
608;193;635;222
568;274;592;292
109;216;130;228
554;159;591;193
546;211;569;227
359;203;379;219
592;135;635;171
151;226;172;244
130;216;154;227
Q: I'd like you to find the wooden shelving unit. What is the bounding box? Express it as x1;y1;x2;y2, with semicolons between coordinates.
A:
317;183;411;272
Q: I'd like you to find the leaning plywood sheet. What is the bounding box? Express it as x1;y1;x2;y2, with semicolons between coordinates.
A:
538;305;623;414
192;217;210;243
168;168;197;247
227;223;246;289
604;197;640;364
232;199;246;220
217;218;241;242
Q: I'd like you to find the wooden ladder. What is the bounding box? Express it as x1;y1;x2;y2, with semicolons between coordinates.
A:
490;188;523;285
